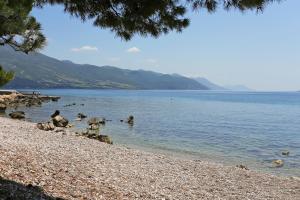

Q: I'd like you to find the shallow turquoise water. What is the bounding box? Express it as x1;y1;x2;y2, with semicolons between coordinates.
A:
10;90;300;176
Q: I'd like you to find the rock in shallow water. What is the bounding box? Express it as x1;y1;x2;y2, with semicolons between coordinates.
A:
282;151;290;156
9;111;25;119
77;113;87;119
272;159;284;168
52;115;69;127
127;115;134;125
88;117;105;125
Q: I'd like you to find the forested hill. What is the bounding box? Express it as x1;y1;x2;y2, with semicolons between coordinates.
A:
0;46;208;90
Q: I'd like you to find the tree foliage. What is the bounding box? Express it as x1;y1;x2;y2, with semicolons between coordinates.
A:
0;0;46;53
0;65;14;87
1;0;283;52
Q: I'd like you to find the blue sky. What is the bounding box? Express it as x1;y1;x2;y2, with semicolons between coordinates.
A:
31;1;300;91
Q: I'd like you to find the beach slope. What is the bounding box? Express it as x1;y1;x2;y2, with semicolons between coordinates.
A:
0;117;299;199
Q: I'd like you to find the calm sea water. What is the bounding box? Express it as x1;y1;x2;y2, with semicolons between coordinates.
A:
8;90;300;176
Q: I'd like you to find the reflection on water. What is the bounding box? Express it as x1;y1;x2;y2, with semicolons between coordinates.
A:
7;90;300;176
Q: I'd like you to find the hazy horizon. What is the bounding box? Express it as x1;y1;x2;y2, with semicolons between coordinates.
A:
31;1;300;91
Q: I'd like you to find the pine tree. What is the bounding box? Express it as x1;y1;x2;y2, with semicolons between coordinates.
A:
0;65;14;87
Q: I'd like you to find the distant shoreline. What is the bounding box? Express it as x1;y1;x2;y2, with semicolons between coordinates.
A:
0;116;299;199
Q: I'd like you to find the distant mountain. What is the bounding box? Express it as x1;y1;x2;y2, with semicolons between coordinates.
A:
192;77;226;90
0;46;208;90
224;85;253;91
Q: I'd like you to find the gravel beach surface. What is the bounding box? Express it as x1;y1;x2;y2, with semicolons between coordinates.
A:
0;117;299;199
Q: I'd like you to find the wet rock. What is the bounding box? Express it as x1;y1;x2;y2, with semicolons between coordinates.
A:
127;115;134;125
88;117;106;125
52;115;69;127
37;122;55;131
9;111;25;119
89;124;100;130
98;135;113;144
51;110;60;118
86;133;113;144
0;103;6;112
65;124;74;128
282;151;290;156
236;165;249;170
64;103;76;107
272;159;284;168
77;113;87;119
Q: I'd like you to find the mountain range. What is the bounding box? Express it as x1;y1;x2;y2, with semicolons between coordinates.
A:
0;46;252;91
0;46;209;90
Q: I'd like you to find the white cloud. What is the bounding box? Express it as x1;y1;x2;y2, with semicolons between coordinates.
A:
126;47;141;53
71;45;98;52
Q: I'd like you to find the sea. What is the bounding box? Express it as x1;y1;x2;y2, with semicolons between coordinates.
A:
6;89;300;177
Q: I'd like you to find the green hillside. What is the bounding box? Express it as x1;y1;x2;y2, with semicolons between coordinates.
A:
0;46;208;90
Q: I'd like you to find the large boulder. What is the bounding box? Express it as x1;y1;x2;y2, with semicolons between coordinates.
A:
9;111;25;119
52;115;69;127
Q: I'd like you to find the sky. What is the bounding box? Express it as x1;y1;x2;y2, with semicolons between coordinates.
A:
31;1;300;91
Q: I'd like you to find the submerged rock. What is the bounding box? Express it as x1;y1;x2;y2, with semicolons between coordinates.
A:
52;115;69;127
272;159;284;168
88;117;106;125
77;113;87;119
37;122;55;131
236;165;249;170
9;111;25;119
282;151;290;156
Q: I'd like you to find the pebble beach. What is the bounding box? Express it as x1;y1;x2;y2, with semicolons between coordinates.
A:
0;117;299;200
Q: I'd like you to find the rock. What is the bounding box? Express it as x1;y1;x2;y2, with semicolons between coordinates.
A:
236;165;249;170
9;111;25;119
52;115;69;127
127;115;134;125
282;151;290;156
77;113;87;119
37;122;55;131
55;128;66;133
88;117;106;125
51;110;60;118
89;124;100;130
0;103;6;112
120;119;124;122
98;135;113;144
272;159;284;168
65;124;74;128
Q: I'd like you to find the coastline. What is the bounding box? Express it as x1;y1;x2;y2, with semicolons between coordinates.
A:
0;117;299;199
